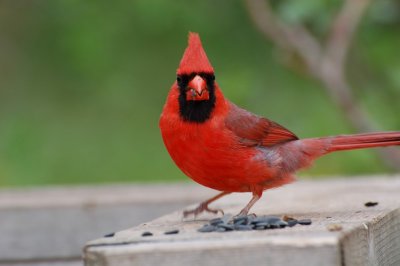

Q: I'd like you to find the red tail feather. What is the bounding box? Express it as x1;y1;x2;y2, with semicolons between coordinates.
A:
325;132;400;152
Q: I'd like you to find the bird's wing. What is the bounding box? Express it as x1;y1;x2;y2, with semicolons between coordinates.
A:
225;103;298;147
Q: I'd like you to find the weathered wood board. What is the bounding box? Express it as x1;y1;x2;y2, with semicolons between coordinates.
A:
0;183;213;265
84;176;400;266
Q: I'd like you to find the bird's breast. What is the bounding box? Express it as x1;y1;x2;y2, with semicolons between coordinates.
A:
160;114;272;192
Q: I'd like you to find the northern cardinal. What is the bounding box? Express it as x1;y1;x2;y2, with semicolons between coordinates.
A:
159;32;400;217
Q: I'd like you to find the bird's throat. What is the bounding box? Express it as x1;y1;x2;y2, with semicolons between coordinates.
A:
178;98;216;123
178;73;216;123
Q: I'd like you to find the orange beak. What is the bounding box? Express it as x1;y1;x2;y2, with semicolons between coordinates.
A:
186;75;209;101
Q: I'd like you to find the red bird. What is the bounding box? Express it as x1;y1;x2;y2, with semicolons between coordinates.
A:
159;32;400;217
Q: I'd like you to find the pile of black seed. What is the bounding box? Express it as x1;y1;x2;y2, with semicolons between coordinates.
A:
197;214;312;233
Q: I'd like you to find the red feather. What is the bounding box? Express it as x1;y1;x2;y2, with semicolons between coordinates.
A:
225;103;298;147
177;32;214;75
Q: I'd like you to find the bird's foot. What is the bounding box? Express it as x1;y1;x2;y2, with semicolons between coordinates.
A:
236;208;249;217
233;212;257;219
183;202;224;218
235;206;258;218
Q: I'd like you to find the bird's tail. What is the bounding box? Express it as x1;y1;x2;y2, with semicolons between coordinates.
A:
324;131;400;153
280;131;400;173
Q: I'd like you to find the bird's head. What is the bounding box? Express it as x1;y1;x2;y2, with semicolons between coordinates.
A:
175;32;217;123
176;32;215;101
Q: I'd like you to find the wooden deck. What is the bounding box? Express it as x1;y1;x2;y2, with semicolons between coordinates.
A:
83;176;400;266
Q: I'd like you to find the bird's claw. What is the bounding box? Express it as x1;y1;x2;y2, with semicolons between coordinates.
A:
183;202;224;218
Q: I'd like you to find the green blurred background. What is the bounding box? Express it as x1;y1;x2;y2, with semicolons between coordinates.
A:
0;0;399;187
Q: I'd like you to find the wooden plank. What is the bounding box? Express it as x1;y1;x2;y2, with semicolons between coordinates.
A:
83;176;400;266
0;259;82;266
0;184;213;263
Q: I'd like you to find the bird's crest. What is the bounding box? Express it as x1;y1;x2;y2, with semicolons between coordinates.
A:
177;32;214;75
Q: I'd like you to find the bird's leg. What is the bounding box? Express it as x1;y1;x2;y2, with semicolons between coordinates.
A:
237;190;262;217
183;191;231;218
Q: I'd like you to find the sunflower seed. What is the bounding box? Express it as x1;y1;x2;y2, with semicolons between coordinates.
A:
251;216;281;225
234;224;253;231
298;219;312;225
103;232;115;238
215;227;226;232
164;229;179;235
141;231;153;237
287;219;298;227
233;216;248;225
217;224;234;231
364;201;378;207
255;225;266;230
253;222;270;227
198;224;216;232
274;220;288;228
209;217;223;225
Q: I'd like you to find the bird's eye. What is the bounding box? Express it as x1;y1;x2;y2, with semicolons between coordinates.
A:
177;76;182;83
211;74;215;81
